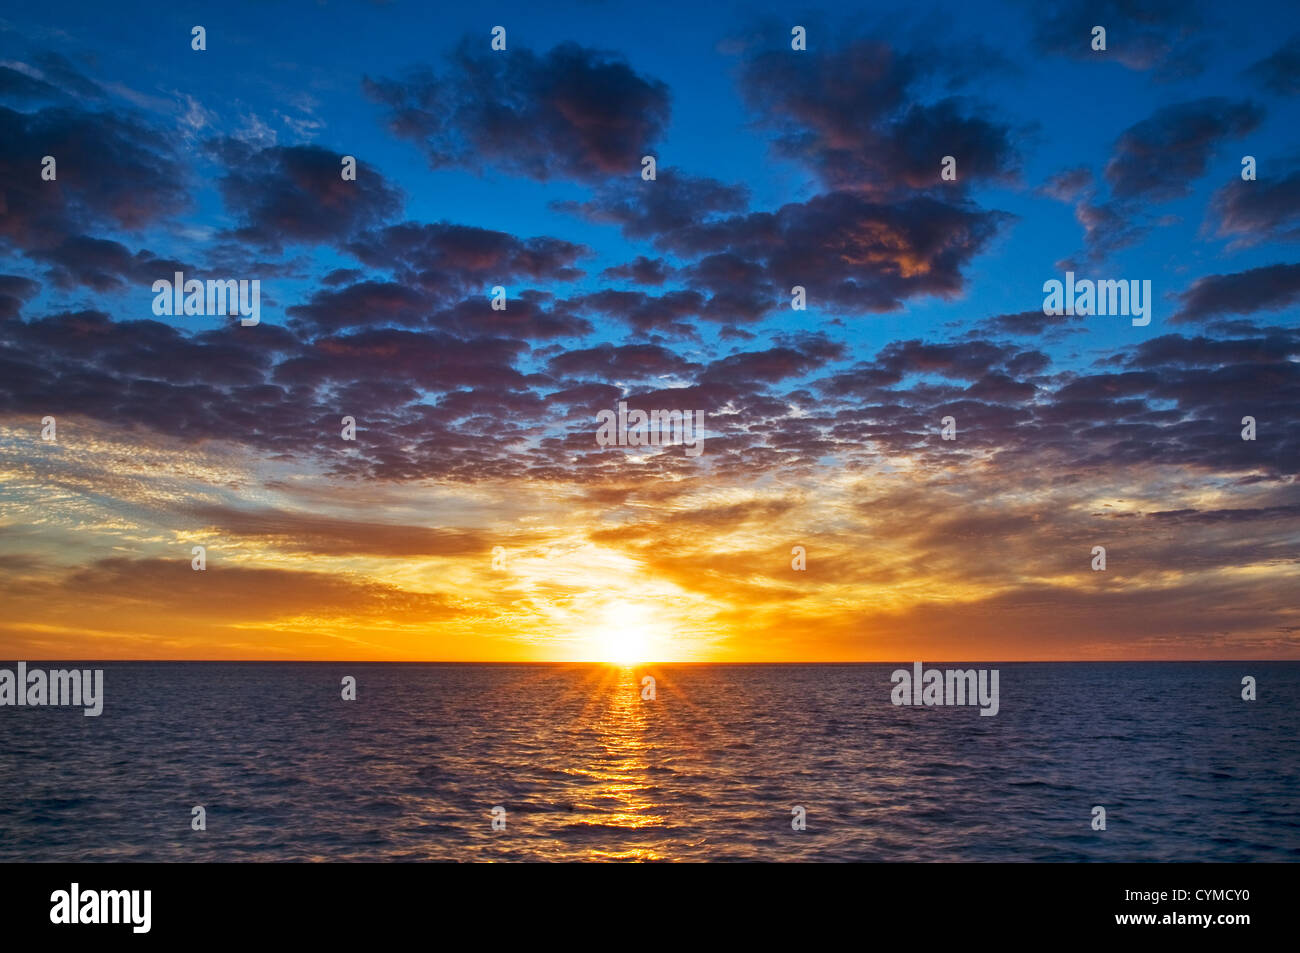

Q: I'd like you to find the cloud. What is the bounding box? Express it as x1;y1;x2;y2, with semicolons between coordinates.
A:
666;192;1010;319
0;64;76;106
700;341;846;385
1246;33;1300;95
1065;98;1264;262
738;38;1020;194
187;504;496;557
546;342;698;380
286;280;430;333
429;291;593;340
0;274;39;319
600;255;674;285
212;140;404;250
1027;0;1207;76
346;221;588;297
1207;168;1300;245
560;289;704;335
0;52;104;106
978;309;1086;338
363;39;670;182
0;104;188;252
28;234;192;292
23;51;105;100
53;557;460;623
1104;98;1263;201
1172;263;1300;323
275;326;529;393
1146;504;1300;524
1038;166;1092;202
1123;331;1300;369
1069;196;1151;263
553;168;749;240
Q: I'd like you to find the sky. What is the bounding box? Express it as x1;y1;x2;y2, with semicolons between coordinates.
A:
0;0;1297;662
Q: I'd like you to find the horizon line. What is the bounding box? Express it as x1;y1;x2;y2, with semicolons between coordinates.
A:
3;658;1296;665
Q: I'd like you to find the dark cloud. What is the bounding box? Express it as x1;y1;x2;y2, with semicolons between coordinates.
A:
1038;167;1092;202
1122;331;1300;369
429;290;593;340
542;381;624;414
187;504;495;558
700;342;845;385
600;255;673;285
0;274;40;319
805;324;1297;479
212;141;403;250
554;169;749;240
0;53;105;107
964;371;1038;402
3;294;1296;487
1147;504;1300;524
817;338;1039;398
1207;169;1300;245
346;221;588;298
546;342;697;380
877;339;1045;382
1069;196;1151;263
561;289;704;335
1105;98;1263;201
286;280;430;333
321;268;364;287
773;330;844;358
0;65;74;106
738;39;1020;194
1027;0;1207;76
28;235;192;292
24;52;106;101
1172;263;1300;323
666;192;1009;318
979;309;1086;337
56;557;458;620
0;105;188;252
1065;98;1264;263
274;327;528;393
0;309;296;389
680;253;774;323
1246;33;1300;95
363;40;670;182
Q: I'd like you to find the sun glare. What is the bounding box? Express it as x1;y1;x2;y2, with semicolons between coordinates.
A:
601;627;649;666
588;603;661;665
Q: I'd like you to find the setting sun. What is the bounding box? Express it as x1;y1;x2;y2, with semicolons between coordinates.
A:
600;628;648;665
587;603;662;665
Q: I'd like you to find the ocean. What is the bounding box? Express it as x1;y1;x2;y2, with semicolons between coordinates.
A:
2;662;1297;862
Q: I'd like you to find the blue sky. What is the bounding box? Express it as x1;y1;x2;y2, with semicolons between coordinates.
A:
10;0;1299;370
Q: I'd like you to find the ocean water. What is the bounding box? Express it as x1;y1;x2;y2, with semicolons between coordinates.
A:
1;662;1297;862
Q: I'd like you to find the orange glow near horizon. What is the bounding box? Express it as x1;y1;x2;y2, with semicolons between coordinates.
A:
2;422;1298;663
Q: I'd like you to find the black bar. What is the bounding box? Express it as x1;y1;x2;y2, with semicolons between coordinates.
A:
5;862;1281;940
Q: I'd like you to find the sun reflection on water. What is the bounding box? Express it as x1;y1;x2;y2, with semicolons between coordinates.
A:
568;666;667;860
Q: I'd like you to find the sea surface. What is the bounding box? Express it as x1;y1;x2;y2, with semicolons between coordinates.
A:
1;662;1297;862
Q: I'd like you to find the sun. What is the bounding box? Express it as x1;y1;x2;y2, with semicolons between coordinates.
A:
601;627;649;666
587;602;660;665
